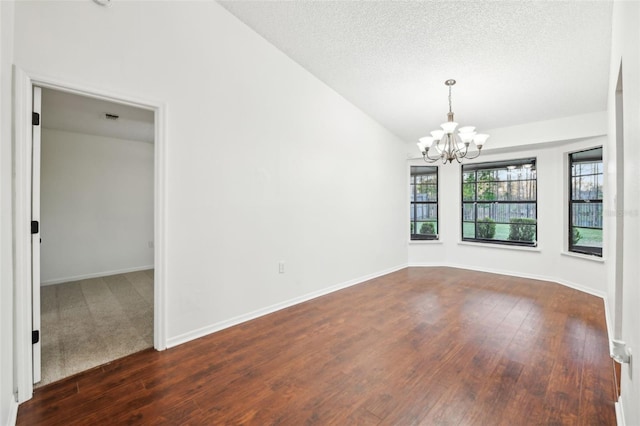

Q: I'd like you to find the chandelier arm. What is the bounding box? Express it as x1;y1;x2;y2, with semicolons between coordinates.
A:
422;149;441;163
455;140;469;158
464;148;483;160
444;134;456;161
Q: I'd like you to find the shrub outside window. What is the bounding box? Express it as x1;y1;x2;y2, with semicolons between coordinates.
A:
462;158;537;246
569;147;603;257
410;166;438;240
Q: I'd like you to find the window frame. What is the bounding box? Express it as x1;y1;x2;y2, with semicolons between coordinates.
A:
461;158;538;247
568;147;603;257
410;165;439;241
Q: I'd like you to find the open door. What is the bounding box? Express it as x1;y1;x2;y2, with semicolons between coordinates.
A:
32;86;42;384
14;69;166;403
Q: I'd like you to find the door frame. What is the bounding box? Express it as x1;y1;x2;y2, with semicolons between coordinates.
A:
13;67;168;403
31;85;42;384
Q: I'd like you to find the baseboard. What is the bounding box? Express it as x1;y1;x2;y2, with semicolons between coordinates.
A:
166;263;408;348
6;396;18;426
615;398;625;426
602;293;614;346
41;265;154;286
409;262;607;299
406;261;443;268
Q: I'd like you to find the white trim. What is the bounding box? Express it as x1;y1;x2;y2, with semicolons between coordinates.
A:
603;294;614;350
408;262;447;268
13;66;34;403
40;265;155;286
153;101;168;351
13;68;168;403
166;263;408;348
407;262;607;299
552;276;607;299
560;250;606;263
615;399;625;426
6;397;18;426
408;240;444;245
457;241;541;253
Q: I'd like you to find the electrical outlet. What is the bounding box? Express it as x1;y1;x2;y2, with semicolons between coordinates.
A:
278;262;285;274
148;241;154;249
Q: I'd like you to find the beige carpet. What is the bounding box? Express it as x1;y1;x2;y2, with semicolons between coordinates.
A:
38;269;154;387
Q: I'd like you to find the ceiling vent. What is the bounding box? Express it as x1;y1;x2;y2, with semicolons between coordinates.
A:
104;113;119;121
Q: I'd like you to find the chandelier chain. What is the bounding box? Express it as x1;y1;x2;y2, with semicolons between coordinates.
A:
448;85;452;114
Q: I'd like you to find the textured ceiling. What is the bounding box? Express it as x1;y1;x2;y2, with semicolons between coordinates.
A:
41;88;154;143
218;0;613;143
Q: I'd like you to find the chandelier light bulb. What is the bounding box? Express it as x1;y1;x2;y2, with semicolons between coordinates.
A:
440;121;458;134
419;136;435;149
459;131;476;144
430;130;444;141
473;133;489;147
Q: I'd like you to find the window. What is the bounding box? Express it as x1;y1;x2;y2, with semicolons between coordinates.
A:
410;166;438;240
462;158;537;246
569;147;603;257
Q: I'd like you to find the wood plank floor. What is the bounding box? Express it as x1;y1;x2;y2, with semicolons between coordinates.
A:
17;267;616;425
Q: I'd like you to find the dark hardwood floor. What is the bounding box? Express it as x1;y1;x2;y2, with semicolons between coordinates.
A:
17;267;616;425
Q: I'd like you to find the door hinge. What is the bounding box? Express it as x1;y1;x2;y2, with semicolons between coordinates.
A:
32;330;40;344
32;112;40;126
31;220;39;234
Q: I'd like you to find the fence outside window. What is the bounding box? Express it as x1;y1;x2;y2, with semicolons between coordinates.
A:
461;158;537;246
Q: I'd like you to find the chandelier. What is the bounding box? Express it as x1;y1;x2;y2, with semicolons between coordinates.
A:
417;79;489;163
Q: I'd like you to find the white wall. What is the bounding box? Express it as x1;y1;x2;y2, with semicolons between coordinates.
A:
607;2;640;424
40;128;154;285
409;116;608;298
11;1;408;345
0;0;17;424
484;111;607;151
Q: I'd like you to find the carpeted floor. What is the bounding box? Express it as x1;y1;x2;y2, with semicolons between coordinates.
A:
38;270;154;387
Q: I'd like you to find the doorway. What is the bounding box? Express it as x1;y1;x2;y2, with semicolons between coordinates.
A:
36;87;156;386
14;69;167;403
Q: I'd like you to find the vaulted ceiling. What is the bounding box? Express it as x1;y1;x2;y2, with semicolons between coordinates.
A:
218;0;613;143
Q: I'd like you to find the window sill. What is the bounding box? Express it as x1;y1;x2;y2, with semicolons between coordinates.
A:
409;240;443;245
457;241;541;252
561;251;605;263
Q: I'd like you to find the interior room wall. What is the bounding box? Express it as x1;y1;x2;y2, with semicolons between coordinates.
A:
607;1;640;424
11;1;408;345
0;0;17;424
40;128;154;285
